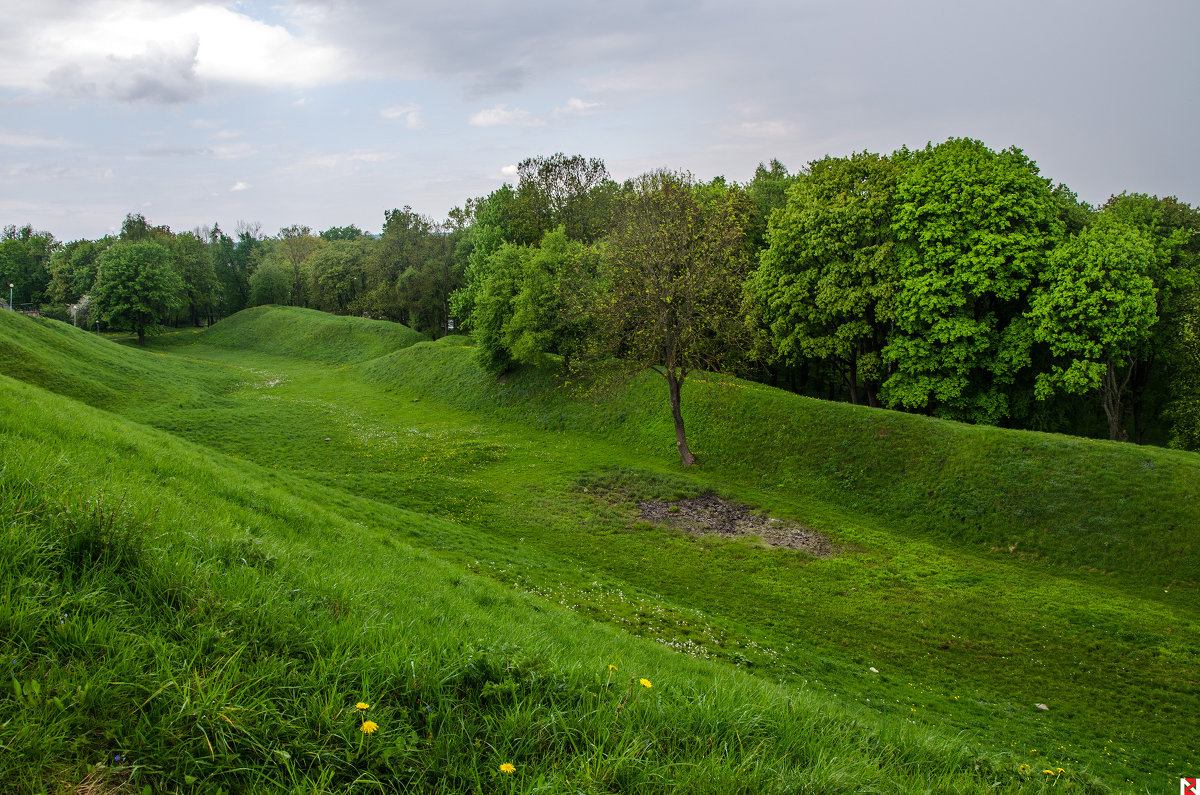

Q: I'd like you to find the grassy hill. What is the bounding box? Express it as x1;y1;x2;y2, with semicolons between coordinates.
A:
2;306;1197;793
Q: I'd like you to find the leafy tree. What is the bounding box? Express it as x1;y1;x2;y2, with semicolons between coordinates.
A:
1030;217;1159;441
277;225;324;306
469;243;526;373
512;153;615;244
47;238;107;303
1;224;59;306
1100;192;1200;442
171;232;220;326
745;158;799;253
307;238;372;314
507;228;599;370
356;207;456;333
91;240;184;345
1163;287;1200;450
450;188;519;326
596;170;753;466
320;224;366;241
467;227;599;373
751;152;899;406
247;246;293;307
883;138;1063;423
119;213;171;243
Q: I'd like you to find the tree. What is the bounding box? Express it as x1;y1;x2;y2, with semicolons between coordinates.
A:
171;232;219;326
92;241;184;345
277;225;323;306
883;138;1063;423
512;153;615;244
597;170;753;466
1100;192;1200;442
307;238;371;314
507;227;598;370
48;238;107;303
1030;217;1159;441
745;158;799;253
751;152;899;407
248;245;293;307
0;224;59;306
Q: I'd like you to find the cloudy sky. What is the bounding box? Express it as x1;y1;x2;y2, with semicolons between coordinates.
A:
2;0;1197;241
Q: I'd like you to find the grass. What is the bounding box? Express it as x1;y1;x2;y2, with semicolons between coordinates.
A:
2;306;1197;793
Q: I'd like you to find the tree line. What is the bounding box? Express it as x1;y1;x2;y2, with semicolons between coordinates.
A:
2;142;1197;456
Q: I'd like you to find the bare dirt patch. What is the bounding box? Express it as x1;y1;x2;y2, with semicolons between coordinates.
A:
637;493;837;557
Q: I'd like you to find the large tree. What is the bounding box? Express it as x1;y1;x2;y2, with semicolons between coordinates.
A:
884;138;1063;423
91;240;184;345
597;170;752;466
1100;192;1200;442
1;224;59;307
276;225;323;307
171;232;219;326
1030;217;1159;441
751;151;899;407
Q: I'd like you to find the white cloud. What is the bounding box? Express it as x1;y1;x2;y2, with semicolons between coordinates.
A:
381;103;425;130
500;164;518;178
230;181;250;191
381;103;418;119
468;104;544;127
0;2;349;101
553;97;602;118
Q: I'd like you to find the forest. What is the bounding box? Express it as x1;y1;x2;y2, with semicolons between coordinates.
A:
3;139;1198;450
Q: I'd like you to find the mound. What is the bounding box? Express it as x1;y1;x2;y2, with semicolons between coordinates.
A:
193;305;427;364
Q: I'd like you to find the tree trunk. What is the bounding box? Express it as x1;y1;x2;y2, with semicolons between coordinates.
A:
665;369;697;466
137;327;146;346
1101;360;1134;442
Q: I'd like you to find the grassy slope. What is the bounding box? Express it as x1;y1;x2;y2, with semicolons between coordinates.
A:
3;307;1197;792
359;338;1199;589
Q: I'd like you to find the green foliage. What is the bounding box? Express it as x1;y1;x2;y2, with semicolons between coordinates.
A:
884;138;1064;423
307;238;371;314
752;152;899;406
0;224;58;306
744;158;799;252
599;170;755;464
247;246;293;307
171;231;220;326
91;240;185;345
1031;216;1159;439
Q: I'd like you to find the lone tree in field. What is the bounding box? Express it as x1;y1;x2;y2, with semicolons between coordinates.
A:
92;240;184;345
598;170;752;466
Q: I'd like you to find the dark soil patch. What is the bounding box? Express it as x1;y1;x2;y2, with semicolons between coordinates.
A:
637;493;837;557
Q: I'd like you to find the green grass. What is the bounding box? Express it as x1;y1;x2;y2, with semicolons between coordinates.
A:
2;306;1197;793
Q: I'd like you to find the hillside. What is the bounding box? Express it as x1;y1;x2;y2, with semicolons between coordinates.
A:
3;306;1197;793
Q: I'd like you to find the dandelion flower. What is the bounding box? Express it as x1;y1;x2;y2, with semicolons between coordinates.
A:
1043;769;1055;775
360;720;378;735
356;702;370;710
639;678;652;689
608;665;618;671
499;763;516;774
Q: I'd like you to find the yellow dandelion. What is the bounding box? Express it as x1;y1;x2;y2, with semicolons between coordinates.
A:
608;665;618;671
1043;769;1055;775
499;763;516;774
639;678;652;689
360;720;378;735
356;702;370;710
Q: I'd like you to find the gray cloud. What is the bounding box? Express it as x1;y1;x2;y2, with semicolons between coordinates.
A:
45;40;202;104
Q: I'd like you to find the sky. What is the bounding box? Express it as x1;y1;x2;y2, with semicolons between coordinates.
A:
2;0;1198;241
